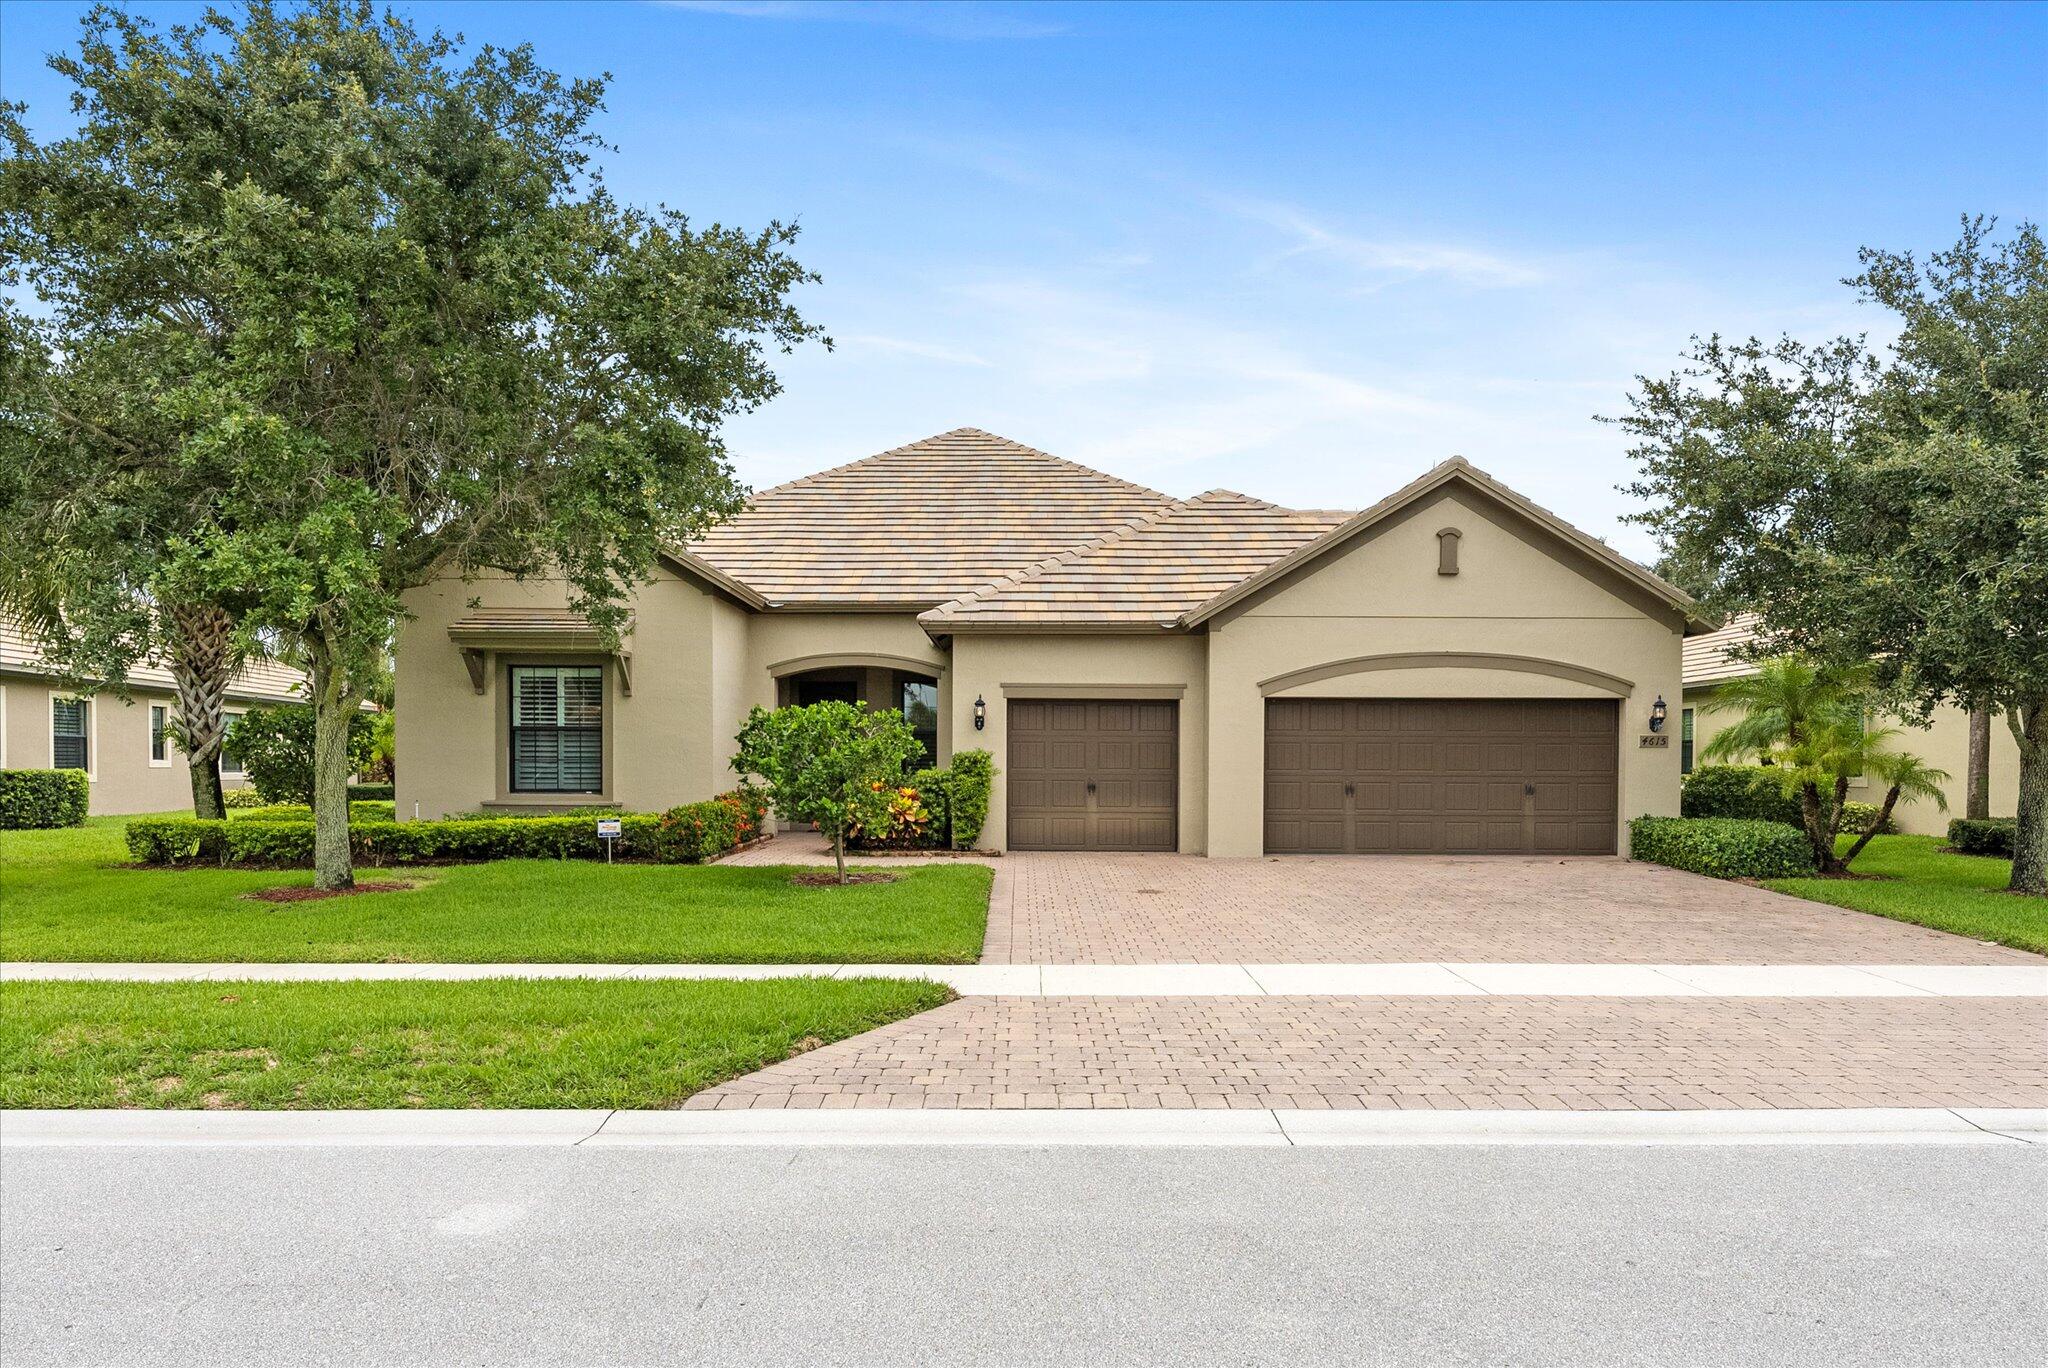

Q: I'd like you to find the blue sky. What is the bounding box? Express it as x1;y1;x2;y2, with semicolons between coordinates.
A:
3;1;2043;557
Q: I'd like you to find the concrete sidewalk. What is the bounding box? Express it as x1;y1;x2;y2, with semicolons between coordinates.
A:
6;960;2043;996
5;1105;2044;1147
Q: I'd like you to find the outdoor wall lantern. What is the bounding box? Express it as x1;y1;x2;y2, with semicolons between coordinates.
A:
1649;695;1668;732
974;695;986;731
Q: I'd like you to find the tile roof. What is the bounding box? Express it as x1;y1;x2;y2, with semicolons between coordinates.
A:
684;428;1173;607
921;491;1353;629
1682;612;1770;686
0;615;311;704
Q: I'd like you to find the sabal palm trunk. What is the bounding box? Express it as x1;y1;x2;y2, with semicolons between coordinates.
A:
166;601;234;821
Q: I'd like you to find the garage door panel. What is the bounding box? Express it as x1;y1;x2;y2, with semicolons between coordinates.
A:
1009;699;1177;851
1267;698;1617;854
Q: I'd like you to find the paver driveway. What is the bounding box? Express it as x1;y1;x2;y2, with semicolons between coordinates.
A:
729;837;2034;966
711;837;2045;1112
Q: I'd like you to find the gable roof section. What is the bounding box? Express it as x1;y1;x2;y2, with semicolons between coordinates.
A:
921;491;1352;630
684;428;1172;607
1181;457;1715;633
1682;612;1770;687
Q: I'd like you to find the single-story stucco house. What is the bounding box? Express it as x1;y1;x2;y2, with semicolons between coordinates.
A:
0;616;312;815
397;429;1714;855
1681;614;2019;836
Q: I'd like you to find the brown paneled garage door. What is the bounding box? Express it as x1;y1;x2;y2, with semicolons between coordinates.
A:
1264;698;1618;854
1008;699;1178;851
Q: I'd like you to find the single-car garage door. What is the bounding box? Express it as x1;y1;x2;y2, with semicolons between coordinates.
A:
1009;699;1178;851
1264;698;1617;854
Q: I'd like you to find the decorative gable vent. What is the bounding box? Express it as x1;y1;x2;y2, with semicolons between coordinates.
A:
1436;527;1462;576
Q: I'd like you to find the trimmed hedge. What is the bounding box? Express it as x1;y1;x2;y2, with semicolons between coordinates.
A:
1629;816;1816;880
231;801;397;824
1947;817;2016;858
0;769;90;830
125;789;769;868
348;783;394;802
222;788;264;809
1683;764;1894;834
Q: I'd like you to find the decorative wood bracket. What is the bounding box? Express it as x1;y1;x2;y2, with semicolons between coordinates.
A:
459;648;487;695
615;652;633;697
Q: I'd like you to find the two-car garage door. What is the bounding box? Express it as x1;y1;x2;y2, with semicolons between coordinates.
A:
1264;698;1618;854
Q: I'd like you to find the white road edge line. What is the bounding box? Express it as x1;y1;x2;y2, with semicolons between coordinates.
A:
4;1108;2042;1149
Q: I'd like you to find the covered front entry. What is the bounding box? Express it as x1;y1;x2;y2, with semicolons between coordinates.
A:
1263;698;1618;854
1007;699;1178;851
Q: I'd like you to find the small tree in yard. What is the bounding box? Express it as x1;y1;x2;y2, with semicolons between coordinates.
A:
1700;657;1949;874
732;703;922;885
2;3;820;888
1613;216;2047;894
229;705;375;806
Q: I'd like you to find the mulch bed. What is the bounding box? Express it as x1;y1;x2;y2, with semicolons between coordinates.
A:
243;881;416;903
790;871;900;887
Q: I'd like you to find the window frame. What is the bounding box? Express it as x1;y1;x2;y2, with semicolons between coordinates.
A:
1680;707;1694;775
507;662;607;796
896;674;940;768
149;703;173;766
51;694;93;778
219;709;247;780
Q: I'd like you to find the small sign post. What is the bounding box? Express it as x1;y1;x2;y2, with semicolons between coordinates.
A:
597;816;623;864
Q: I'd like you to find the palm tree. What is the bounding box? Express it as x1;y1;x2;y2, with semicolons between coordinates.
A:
1701;655;1946;874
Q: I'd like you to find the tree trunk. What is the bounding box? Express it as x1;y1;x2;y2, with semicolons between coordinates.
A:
1839;786;1901;869
1799;781;1841;875
833;829;847;885
1967;706;1992;820
306;630;356;892
2009;698;2046;897
166;601;235;821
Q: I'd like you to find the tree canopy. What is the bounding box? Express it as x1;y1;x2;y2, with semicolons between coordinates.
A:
1612;217;2048;893
2;1;823;884
733;702;924;884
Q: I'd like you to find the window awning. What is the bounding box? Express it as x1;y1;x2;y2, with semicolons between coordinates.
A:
445;610;635;695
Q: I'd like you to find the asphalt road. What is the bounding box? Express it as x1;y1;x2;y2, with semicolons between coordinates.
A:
3;1144;2042;1367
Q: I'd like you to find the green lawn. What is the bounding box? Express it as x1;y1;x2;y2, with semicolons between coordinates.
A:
0;977;950;1108
1764;834;2047;956
0;820;990;963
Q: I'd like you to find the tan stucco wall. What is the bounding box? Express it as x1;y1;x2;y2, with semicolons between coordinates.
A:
947;632;1209;853
397;571;740;818
1683;688;2020;836
0;675;258;816
1203;486;1685;858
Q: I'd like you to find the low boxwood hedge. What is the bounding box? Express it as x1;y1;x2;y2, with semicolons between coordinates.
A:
125;789;769;868
0;769;90;829
347;783;394;802
1683;764;1894;834
1947;817;2016;858
1628;815;1816;880
231;801;397;824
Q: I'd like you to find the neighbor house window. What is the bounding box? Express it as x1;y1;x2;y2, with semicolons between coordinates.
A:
1680;708;1694;774
511;665;604;793
150;705;170;764
900;679;938;766
52;697;89;772
220;711;246;779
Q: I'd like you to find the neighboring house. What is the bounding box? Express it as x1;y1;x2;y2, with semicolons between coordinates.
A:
397;429;1713;855
1680;614;2019;836
0;616;311;815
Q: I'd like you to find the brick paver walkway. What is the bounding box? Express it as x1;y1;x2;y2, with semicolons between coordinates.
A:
685;995;2048;1112
725;835;2033;966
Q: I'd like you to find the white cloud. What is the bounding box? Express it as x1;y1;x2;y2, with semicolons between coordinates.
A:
1228;197;1551;289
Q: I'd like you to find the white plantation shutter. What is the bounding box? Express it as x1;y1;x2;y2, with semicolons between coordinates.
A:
52;697;89;771
510;666;603;792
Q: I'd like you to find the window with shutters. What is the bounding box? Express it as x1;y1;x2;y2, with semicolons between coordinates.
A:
52;697;90;772
510;665;604;793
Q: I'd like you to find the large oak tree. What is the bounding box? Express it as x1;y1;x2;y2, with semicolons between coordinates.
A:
1614;218;2047;893
3;2;821;885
